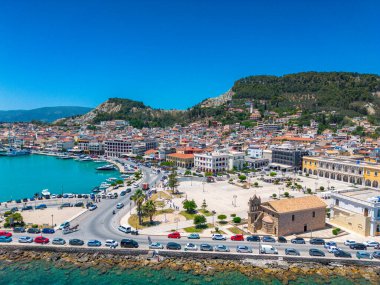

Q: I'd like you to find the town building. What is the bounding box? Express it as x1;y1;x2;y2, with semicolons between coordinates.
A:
330;188;380;236
271;144;308;171
247;195;326;236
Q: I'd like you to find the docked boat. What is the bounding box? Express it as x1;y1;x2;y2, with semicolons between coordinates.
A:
0;148;31;157
79;156;93;161
92;186;101;193
96;164;116;171
41;189;51;196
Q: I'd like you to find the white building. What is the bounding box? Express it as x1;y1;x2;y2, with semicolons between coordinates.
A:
194;151;245;173
330;188;380;237
247;147;263;158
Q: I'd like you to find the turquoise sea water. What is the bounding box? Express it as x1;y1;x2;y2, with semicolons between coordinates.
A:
0;260;370;285
0;155;117;201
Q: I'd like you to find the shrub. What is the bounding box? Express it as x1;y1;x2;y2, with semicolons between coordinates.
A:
284;192;290;197
269;172;277;177
32;224;39;228
272;193;277;198
230;213;236;217
253;182;259;187
217;214;227;222
319;186;325;191
233;216;241;223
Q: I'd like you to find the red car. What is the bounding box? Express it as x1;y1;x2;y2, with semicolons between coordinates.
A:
0;231;12;238
34;236;49;244
231;234;244;241
168;232;181;239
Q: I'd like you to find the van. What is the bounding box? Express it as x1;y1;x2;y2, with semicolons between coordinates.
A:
260;244;278;254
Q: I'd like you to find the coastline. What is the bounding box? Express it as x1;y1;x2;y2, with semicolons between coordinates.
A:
0;246;379;284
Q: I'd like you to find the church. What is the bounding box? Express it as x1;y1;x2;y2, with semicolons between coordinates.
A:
247;195;327;236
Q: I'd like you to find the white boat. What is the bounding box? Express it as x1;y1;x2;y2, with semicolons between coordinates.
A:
41;189;51;196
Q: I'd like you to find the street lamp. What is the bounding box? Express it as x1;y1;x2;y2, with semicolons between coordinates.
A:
233;195;237;207
51;214;54;227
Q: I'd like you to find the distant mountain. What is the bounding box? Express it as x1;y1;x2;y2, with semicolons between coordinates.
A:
0;106;93;123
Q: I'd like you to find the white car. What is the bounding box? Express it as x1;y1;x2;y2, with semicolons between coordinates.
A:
59;221;70;230
327;246;341;253
184;243;198;251
51;194;57;199
105;240;118;248
118;225;131;233
212;234;226;240
364;240;379;247
18;236;33;243
116;203;124;209
133;184;139;188
88;205;98;211
324;241;337;249
344;240;356;246
149;242;164;249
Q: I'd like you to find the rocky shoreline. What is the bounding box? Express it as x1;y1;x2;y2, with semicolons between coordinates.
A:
0;248;379;284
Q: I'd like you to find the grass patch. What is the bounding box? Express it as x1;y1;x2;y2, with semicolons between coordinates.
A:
228;226;244;235
156;208;175;215
151;191;172;201
199;209;213;217
179;211;197;220
128;214;149;229
183;223;213;233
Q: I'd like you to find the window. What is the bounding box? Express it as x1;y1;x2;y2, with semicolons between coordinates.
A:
292;215;295;221
335;199;339;206
312;211;315;218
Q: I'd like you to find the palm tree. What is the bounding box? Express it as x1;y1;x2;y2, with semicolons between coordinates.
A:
142;200;157;224
130;189;145;225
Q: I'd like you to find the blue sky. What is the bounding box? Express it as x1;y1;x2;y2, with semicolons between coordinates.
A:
0;0;379;110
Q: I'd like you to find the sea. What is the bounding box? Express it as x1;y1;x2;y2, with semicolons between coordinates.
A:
0;154;117;201
0;260;369;285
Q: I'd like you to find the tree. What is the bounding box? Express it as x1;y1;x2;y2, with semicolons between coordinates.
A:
130;190;146;225
238;175;247;182
201;199;207;211
253;181;259;187
269;172;277;177
272;193;277;198
193;214;206;228
319;186;325;191
184;170;192;176
5;212;24;227
182;199;197;213
205;171;213;177
284;191;290;198
217;214;227;222
142;200;156;224
233;216;241;223
168;171;178;193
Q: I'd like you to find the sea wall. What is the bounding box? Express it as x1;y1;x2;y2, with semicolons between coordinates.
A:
0;245;379;284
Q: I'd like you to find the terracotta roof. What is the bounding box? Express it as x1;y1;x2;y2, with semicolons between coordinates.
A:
167;153;194;159
266;196;326;213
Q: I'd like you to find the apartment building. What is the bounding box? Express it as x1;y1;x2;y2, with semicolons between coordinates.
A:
271;144;308;170
105;139;157;157
194;151;245;173
330;188;380;236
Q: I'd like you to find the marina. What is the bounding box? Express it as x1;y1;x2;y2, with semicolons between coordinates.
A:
0;154;118;201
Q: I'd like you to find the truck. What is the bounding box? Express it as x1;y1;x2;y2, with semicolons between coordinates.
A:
142;183;149;190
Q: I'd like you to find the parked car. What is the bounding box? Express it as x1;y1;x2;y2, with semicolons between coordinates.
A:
74;202;84;207
42;228;55;234
187;233;200;239
120;239;138;248
105;240;118;248
200;244;213;251
246;235;261;242
87;240;102;247
212;234;226;240
324;241;337;249
21;206;33;211
236;245;252;253
278;236;287;243
310;238;325;245
116;203;124;209
214;245;230;252
168;232;181;239
27;228;41;234
52;238;66;245
18;236;33;243
0;236;12;243
61;203;71;208
372;251;380;259
231;234;244;241
120;190;127;196
262;236;276;243
69;239;84;246
334;250;352;258
0;231;12;237
309;248;325;257
350;243;367;250
327;246;341;254
260;245;278;254
149;242;163;249
285;248;300;256
184;243;198;251
35;204;47;210
34;236;49;244
166;242;181;250
13;227;26;233
344;240;356;246
356;251;372;260
118;225;131;234
291;237;306;244
364;240;379;247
